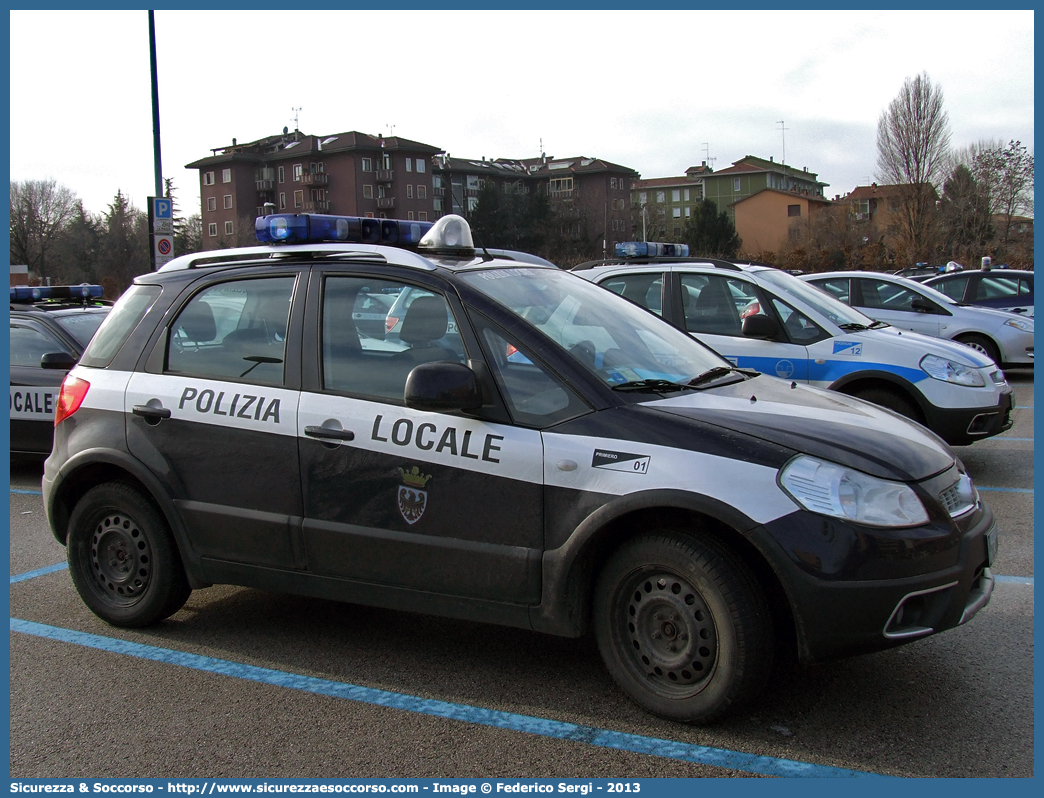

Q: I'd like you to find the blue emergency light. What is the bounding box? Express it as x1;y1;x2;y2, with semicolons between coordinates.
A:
255;213;434;246
10;284;104;302
615;242;690;258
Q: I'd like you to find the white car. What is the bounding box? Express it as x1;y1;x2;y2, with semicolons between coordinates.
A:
576;254;1015;446
802;272;1034;369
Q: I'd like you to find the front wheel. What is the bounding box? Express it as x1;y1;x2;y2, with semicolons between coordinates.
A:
955;334;1001;366
67;483;191;627
593;531;773;723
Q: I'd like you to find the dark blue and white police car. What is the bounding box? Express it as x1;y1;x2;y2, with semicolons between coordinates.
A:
43;214;996;723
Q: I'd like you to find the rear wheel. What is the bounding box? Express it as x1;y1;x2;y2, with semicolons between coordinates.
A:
852;386;922;425
593;531;774;723
67;483;191;627
955;334;1001;366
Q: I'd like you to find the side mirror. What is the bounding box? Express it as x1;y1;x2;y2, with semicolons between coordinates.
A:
40;351;78;370
741;314;780;340
910;298;935;313
405;362;483;412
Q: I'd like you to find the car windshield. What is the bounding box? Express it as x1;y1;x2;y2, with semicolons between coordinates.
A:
51;309;110;347
893;276;961;306
460;267;733;388
759;269;876;327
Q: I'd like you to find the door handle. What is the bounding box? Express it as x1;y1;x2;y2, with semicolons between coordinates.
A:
304;426;355;441
132;405;172;420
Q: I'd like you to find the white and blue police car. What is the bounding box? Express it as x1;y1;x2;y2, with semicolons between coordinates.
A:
575;245;1015;447
44;215;996;724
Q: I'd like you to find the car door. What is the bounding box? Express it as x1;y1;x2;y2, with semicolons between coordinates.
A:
125;272;304;569
972;273;1033;315
852;277;945;337
297;271;546;604
675;272;812;381
9;320;76;454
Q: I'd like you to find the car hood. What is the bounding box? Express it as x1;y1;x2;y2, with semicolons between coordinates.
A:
645;374;955;482
860;325;997;368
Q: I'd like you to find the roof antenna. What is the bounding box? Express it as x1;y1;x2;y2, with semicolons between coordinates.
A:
291;106;302;131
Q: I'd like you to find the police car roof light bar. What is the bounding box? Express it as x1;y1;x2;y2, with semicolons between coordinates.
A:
615;242;690;258
10;284;104;302
255;213;435;247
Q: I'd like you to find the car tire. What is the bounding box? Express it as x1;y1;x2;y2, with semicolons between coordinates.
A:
67;482;191;627
593;531;774;724
852;386;923;425
955;334;1001;366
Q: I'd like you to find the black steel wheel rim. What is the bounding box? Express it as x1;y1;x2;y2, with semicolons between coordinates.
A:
88;511;152;606
618;570;718;697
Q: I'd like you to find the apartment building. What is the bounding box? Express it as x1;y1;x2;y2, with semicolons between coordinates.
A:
186;129;441;250
732;188;832;254
632;163;713;240
704;156;828;224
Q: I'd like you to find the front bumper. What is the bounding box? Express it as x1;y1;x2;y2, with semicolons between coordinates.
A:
753;502;997;664
923;389;1014;446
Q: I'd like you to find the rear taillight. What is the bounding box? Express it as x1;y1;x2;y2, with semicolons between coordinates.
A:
386;316;399;333
54;376;90;426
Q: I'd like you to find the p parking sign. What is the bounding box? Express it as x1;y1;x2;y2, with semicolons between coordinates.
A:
149;196;176;269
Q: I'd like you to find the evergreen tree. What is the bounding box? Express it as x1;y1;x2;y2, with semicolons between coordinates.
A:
682;200;741;258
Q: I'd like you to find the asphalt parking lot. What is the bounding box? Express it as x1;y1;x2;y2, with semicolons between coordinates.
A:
8;370;1034;779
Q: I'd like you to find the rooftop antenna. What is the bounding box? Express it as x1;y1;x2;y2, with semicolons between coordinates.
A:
387;124;396;136
777;120;789;186
701;142;716;169
291;106;302;131
539;137;545;158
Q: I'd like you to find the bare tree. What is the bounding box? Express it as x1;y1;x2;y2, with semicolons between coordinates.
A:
979;140;1034;244
10;179;79;282
875;72;951;264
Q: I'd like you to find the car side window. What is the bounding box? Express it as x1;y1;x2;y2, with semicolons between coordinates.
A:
680;274;754;337
931;276;969;302
976;276;1022;301
601;272;665;316
814;278;851;304
858;279;930;313
10;325;66;368
474;320;587;428
166;276;295;386
322;277;466;402
768;297;826;344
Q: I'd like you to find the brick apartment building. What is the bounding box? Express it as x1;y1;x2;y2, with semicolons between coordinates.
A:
188;130;639;255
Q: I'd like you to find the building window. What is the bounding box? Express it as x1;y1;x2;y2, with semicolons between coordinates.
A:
733;178;741;191
656;191;665;203
610;178;617;189
405;158;412;173
407;185;414;199
207;197;216;212
549;177;573;194
310;162;324;174
417;185;427;199
222;169;231;183
362;157;372;172
788;204;801;217
278;166;284;183
363;185;373;199
685;206;691;217
293;164;302;182
279;192;286;210
419;212;427;221
416;159;425;173
208;223;217;237
433;198;444;213
611;198;625;210
294;190;303;208
408;211;415;220
203;171;215;186
639;191;647;205
672;189;681;202
378;185;386;199
684;189;690;201
433;175;443;189
224;221;233;235
223;195;232;210
467;175;480;190
672;207;681;218
382;153;392;170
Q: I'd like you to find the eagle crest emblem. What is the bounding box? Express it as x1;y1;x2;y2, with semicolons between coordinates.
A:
397;466;432;525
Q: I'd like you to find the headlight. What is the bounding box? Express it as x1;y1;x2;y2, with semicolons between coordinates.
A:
920;354;986;386
779;455;929;527
1004;318;1033;332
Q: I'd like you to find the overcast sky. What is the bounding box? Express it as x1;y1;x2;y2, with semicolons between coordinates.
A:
9;9;1035;220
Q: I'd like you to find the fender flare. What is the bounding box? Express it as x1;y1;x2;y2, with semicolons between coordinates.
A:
828;368;928;415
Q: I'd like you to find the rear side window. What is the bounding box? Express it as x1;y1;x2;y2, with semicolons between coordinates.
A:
813;278;850;304
10;325;66;367
80;285;161;368
601;272;665;316
931;275;969;302
976;276;1027;300
165;277;296;386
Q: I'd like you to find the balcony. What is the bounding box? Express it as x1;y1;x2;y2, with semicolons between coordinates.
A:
301;172;328;186
376;197;396;210
433;187;446;197
255;179;275;191
376;169;394;183
304;200;331;213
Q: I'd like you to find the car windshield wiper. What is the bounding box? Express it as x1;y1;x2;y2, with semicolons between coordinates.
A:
686;366;745;387
867;320;890;329
610;378;698;393
838;322;869;331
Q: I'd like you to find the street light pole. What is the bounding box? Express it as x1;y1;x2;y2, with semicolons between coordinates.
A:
149;10;163;197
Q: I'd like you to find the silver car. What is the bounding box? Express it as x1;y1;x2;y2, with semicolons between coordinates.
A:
802;271;1034;368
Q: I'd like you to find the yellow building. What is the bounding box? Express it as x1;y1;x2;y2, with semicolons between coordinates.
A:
732;188;831;255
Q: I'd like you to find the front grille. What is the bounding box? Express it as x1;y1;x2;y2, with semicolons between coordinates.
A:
938;478;976;518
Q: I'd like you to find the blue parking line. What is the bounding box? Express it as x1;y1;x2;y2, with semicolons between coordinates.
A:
977;486;1034;494
10;488;42;495
9;617;881;778
10;562;67;583
995;575;1034;586
994;437;1034;441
